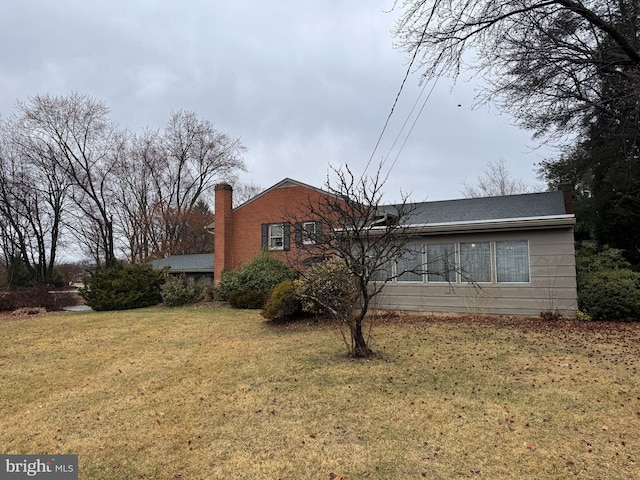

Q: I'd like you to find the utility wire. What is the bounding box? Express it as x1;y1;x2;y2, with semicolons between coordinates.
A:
364;0;440;177
384;76;440;183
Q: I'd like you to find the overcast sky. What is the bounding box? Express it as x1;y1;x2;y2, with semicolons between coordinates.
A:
0;0;552;202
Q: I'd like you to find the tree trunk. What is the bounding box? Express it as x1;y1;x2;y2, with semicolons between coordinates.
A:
351;312;373;358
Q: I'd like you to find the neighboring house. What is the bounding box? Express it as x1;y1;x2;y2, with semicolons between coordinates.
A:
151;253;214;283
211;178;578;317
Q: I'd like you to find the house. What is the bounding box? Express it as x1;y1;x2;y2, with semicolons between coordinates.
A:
213;178;339;281
151;253;214;283
373;191;577;317
212;178;578;317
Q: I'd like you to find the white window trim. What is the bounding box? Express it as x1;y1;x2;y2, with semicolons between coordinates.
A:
268;224;285;251
302;221;317;245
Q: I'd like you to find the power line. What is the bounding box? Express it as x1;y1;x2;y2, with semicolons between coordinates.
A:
364;0;441;180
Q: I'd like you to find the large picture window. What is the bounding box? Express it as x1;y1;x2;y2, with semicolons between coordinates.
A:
496;240;530;283
459;242;491;283
397;245;423;282
426;243;456;283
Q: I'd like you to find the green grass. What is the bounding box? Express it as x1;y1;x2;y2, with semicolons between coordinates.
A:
1;307;639;479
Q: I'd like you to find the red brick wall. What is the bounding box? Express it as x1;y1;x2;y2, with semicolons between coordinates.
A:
231;184;332;270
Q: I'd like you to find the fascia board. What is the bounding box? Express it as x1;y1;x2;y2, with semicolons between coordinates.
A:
364;214;576;235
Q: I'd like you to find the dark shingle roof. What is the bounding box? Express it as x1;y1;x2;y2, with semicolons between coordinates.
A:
384;191;570;226
151;253;214;273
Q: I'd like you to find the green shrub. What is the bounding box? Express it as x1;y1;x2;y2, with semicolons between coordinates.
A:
161;275;203;307
262;280;302;320
229;289;266;309
579;269;640;321
576;242;630;290
79;262;165;311
218;253;296;306
201;282;219;302
218;269;240;301
295;257;356;318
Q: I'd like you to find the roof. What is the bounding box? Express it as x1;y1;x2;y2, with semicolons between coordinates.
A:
234;177;338;210
378;190;575;233
150;253;214;273
402;190;568;224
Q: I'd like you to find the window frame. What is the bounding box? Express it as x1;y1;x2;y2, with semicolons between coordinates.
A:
301;221;317;245
459;241;492;284
262;222;290;251
425;242;457;283
495;240;531;283
396;244;424;283
269;224;285;250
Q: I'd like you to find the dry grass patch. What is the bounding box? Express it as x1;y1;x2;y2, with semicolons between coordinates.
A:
1;308;639;479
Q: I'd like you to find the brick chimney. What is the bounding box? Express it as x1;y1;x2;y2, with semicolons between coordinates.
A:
559;183;574;214
214;182;233;283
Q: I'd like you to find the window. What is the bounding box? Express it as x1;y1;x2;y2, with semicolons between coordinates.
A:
370;260;393;282
496;240;530;283
459;242;491;283
397;245;423;282
269;224;284;250
302;222;317;244
426;243;456;282
262;223;290;251
294;221;321;246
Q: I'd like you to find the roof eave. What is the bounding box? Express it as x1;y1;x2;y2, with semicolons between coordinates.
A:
402;214;576;235
360;214;576;236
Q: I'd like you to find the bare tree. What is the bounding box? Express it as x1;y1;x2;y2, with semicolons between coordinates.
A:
231;181;263;207
16;93;120;266
292;165;417;357
112;129;163;262
392;0;640;141
117;111;246;260
460;158;532;198
0;116;71;285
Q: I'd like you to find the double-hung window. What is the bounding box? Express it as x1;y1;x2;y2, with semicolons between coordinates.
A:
262;223;290;251
269;224;284;250
301;222;317;244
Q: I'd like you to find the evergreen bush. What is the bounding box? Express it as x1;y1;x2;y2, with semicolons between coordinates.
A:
218;253;296;307
575;243;640;321
79;262;165;311
161;275;203;307
229;289;266;309
262;279;302;320
579;269;640;321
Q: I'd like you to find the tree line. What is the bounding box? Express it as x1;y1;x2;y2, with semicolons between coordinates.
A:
0;92;246;287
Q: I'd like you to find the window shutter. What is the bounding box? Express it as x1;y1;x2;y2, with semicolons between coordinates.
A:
294;223;302;246
261;224;268;251
283;222;291;251
315;222;322;243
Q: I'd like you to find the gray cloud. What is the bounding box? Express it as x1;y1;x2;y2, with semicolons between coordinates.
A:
0;0;550;202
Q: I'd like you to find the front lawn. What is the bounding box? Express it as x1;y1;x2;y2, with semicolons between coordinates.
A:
1;308;639;479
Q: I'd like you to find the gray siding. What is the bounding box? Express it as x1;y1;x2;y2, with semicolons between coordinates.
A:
373;228;577;317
